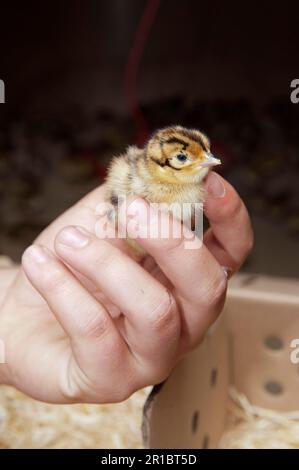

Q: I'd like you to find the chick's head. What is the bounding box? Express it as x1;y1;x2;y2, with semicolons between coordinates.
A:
145;126;221;183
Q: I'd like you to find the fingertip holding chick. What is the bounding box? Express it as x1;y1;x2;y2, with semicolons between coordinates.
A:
205;171;226;199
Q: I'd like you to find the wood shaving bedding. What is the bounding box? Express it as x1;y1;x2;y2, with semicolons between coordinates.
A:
219;387;299;449
0;385;149;449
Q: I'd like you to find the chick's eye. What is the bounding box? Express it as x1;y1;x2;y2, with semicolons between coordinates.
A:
176;153;187;162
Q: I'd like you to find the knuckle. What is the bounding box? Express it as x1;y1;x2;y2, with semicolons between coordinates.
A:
205;271;227;307
78;310;111;340
148;291;179;336
101;338;126;370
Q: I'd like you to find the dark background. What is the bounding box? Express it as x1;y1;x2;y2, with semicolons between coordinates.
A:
0;0;298;277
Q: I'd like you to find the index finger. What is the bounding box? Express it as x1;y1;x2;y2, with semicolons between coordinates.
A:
119;197;227;308
203;172;254;273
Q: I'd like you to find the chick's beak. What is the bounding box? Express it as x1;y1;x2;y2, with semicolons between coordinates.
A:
200;152;221;168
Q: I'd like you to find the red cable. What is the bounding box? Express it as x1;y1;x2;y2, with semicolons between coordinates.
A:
124;0;161;145
84;1;161;180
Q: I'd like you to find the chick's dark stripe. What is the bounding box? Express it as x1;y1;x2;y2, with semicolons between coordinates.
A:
154;140;185;170
164;136;189;150
180;128;207;151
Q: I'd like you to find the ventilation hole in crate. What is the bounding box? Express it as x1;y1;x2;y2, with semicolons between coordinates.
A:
265;381;283;395
210;368;218;387
264;335;283;350
191;410;200;434
202;434;210;449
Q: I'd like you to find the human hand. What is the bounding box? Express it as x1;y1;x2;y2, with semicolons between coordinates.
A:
0;172;253;403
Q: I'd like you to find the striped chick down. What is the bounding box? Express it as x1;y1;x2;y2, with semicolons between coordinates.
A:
105;126;221;259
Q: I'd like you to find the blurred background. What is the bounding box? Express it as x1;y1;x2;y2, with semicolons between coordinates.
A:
0;0;298;277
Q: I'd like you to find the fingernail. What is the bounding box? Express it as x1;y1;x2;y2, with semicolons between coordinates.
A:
23;245;51;263
206;172;226;198
57;226;90;248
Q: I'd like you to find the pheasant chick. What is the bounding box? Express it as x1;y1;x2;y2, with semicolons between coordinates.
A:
105;125;221;258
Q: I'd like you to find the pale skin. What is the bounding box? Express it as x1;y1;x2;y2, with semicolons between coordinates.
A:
0;172;253;404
